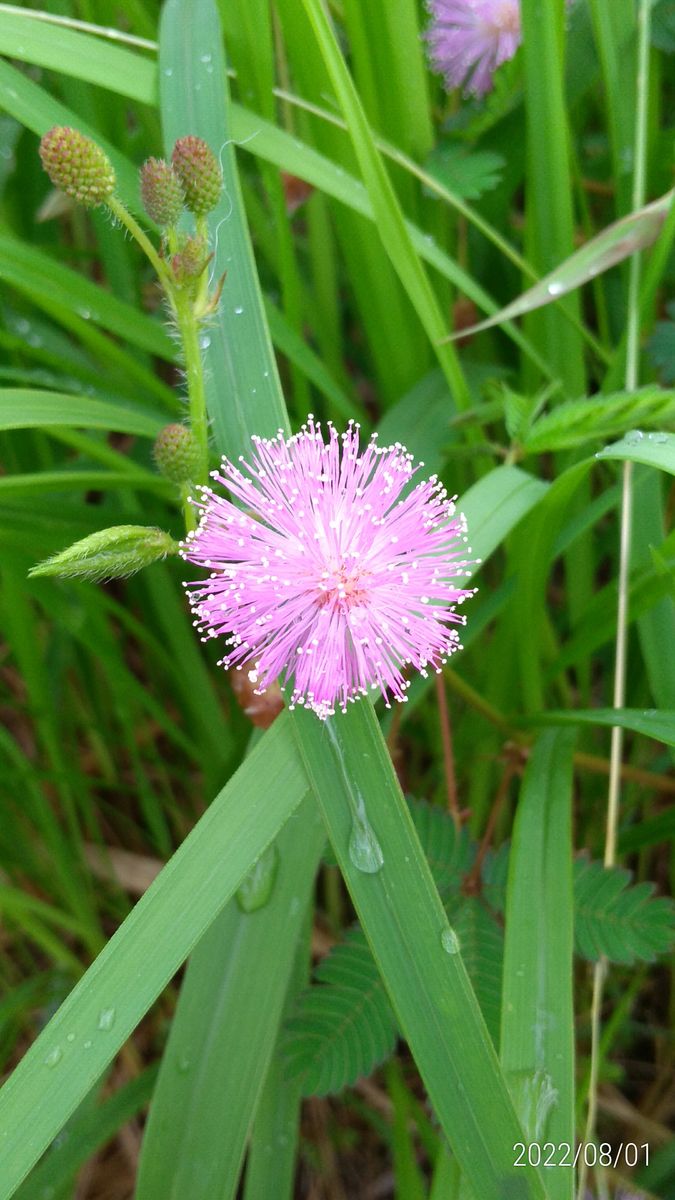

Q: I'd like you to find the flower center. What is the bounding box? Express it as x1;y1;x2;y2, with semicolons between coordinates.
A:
318;563;369;609
487;1;520;35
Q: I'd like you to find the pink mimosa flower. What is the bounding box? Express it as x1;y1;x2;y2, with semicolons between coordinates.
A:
426;0;523;97
182;419;475;719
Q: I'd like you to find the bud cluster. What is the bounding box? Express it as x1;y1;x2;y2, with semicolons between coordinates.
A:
153;423;201;485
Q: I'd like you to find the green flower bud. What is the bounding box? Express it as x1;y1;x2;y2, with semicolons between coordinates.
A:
29;526;178;582
172;234;209;283
140;157;184;227
153;423;201;484
171;136;222;216
39;126;116;208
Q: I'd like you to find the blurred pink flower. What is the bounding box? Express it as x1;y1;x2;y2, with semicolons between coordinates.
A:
426;0;523;97
182;419;475;719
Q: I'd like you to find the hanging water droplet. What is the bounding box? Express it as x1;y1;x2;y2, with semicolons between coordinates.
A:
441;928;460;955
646;431;668;444
44;1046;62;1068
97;1007;116;1032
625;429;644;444
348;794;384;874
546;280;565;297
236;844;279;912
199;334;211;349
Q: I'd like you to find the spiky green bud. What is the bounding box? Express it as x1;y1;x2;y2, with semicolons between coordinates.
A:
29;526;178;582
39;126;116;208
140;157;184;227
172;234;209;283
171;136;222;216
153;423;201;484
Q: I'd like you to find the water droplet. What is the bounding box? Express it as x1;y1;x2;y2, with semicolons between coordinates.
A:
97;1007;116;1032
643;708;657;718
200;52;212;63
177;1055;191;1073
441;928;460;955
647;431;668;444
625;429;644;444
546;280;565;297
289;896;301;917
348;794;384;874
78;308;91;320
44;1046;62;1068
199;334;211;349
164;67;173;77
83;1039;92;1049
234;305;244;315
66;1032;75;1043
236;844;279;912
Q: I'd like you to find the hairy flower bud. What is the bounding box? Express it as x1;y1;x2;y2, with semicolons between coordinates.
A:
171;136;222;216
29;525;178;582
172;234;208;283
153;423;201;484
140;157;184;227
39;126;116;208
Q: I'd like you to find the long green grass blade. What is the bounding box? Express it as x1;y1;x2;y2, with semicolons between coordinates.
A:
298;0;468;408
0;389;165;437
136;799;324;1200
501;730;576;1200
293;702;547;1200
0;714;307;1200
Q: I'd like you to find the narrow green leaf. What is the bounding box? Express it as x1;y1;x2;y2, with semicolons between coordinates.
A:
0;713;307;1200
524;707;675;746
0;389;165;437
299;0;468;407
445;192;674;345
293;703;547;1200
136;798;324;1200
501;730;576;1200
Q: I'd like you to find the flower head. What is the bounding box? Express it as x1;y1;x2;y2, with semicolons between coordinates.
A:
171;136;222;216
182;419;475;719
425;0;522;97
39;126;116;208
140;157;184;227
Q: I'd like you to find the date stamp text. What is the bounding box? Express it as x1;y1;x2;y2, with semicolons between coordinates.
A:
513;1142;649;1169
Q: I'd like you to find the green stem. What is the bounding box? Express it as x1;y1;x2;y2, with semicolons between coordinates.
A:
174;292;210;487
106;195;173;291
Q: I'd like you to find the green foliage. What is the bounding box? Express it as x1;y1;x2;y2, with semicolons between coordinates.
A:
574;857;675;965
283;926;397;1097
424;144;505;201
523;387;675;454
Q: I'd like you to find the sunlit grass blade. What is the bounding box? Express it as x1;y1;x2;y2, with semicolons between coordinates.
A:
500;730;576;1200
0;713;308;1200
292;702;547;1200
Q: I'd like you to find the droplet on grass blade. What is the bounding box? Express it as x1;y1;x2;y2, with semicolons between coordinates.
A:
348;795;384;875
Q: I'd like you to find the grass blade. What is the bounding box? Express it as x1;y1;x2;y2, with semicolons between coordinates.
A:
500;731;576;1200
0;713;307;1200
292;702;547;1200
